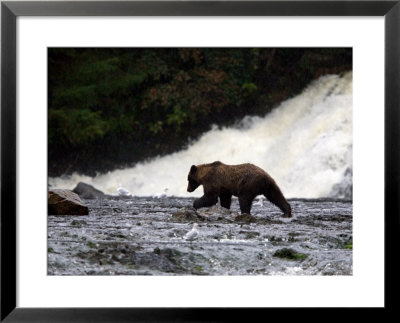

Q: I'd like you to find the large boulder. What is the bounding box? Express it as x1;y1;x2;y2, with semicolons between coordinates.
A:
72;182;105;200
48;189;89;215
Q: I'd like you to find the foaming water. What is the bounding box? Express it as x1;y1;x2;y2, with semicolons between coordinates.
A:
49;72;352;199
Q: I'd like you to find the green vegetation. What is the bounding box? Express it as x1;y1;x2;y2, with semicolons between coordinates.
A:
273;248;308;261
71;220;80;226
344;237;353;249
87;241;97;248
48;48;352;176
345;243;353;250
71;220;87;227
191;265;204;275
127;262;136;270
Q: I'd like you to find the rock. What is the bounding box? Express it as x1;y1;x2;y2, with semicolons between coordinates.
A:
171;210;199;222
196;205;233;221
233;213;258;223
72;182;105;200
48;189;89;215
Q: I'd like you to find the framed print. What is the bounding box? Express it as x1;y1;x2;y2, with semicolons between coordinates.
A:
1;0;399;321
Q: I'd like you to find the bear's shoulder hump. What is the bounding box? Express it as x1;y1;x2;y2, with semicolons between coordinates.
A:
210;161;223;167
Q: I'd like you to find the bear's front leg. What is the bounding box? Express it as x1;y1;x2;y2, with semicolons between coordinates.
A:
193;193;218;209
219;188;232;209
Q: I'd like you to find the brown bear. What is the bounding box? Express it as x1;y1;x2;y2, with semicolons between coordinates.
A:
187;161;291;217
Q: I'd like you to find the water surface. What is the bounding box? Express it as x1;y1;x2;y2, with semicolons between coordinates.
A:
48;196;352;276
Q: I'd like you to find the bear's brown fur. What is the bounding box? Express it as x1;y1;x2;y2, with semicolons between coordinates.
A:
187;161;291;217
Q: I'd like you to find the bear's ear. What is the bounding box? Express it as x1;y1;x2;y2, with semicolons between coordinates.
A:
190;165;197;174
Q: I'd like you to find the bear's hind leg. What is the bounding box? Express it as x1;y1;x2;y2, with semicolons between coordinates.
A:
193;193;218;209
219;188;232;209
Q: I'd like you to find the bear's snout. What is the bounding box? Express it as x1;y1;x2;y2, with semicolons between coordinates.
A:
187;178;200;192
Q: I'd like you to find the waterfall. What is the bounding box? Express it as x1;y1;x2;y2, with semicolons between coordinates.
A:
49;72;353;199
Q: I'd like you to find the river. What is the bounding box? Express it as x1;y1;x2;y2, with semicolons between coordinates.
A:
48;196;352;276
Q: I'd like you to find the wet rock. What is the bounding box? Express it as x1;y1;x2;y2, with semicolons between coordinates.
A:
72;182;105;200
131;248;187;274
48;189;89;215
196;206;234;221
239;230;260;239
233;213;257;223
71;219;87;228
171;209;198;222
172;205;236;223
118;246;127;254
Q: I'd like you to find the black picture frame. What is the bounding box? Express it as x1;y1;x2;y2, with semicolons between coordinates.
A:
1;1;399;321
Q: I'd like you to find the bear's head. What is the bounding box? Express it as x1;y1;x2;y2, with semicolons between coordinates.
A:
187;165;200;192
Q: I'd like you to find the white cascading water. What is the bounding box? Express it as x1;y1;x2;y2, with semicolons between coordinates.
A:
49;72;353;199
